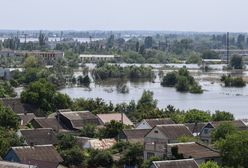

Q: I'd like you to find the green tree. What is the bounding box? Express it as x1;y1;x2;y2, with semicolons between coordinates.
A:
98;120;124;138
141;156;161;168
176;76;189;92
80;124;97;138
87;149;113;168
218;131;248;168
60;146;85;167
137;90;157;110
200;161;220;168
53;92;72;110
211;122;238;142
230;55;243;69
212;111;234;121
0;103;19;130
57;133;77;150
184;109;211;123
161;72;177;87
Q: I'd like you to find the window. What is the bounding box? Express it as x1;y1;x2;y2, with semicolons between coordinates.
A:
154;130;158;133
147;152;155;159
204;129;209;134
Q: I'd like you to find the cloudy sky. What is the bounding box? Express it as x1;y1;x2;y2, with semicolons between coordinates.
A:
0;0;247;32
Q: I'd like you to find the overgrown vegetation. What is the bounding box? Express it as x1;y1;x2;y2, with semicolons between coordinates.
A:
221;75;246;87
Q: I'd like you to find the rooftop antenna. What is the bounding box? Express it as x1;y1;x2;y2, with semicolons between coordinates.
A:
226;32;229;64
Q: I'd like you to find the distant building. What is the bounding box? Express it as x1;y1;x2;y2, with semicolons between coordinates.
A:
136;118;175;129
79;54;120;63
151;159;199;168
4;145;63;168
97;113;134;126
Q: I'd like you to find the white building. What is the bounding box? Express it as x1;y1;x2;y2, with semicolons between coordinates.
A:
79;54;120;63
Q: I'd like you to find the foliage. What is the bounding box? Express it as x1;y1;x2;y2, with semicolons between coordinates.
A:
230;55;244;69
92;64;155;80
200;161;220;168
161;68;203;94
0;81;17;98
0;128;23;157
60;146;85;166
221;75;246;87
141;156;161;168
218;131;248;168
78;75;91;87
98;120;124;139
184;109;211;123
21;79;71;115
211;122;238;142
0;103;19;130
201;50;219;59
178;135;198;143
212;111;234;121
87;149;113;168
186;53;202;64
57;133;77;150
80;124;97;138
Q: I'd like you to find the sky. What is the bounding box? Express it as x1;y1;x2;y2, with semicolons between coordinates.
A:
0;0;247;32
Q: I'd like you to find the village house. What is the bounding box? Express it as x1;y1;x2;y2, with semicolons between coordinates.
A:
118;129;151;143
58;110;101;130
97;113;134;126
0;161;37;168
200;120;247;143
144;124;193;160
167;142;220;164
135;118;175;129
151;159;199;168
30;117;65;132
17;128;58;145
4;145;63;168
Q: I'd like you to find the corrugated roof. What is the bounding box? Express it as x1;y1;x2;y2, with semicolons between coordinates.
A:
31;117;64;132
60;111;100;129
211;120;247;130
20;128;58;145
0;161;37;168
184;123;206;134
122;129;151;143
152;159;199;168
145;118;175;128
168;142;220;159
156;124;193;139
12;145;63;164
97;113;133;125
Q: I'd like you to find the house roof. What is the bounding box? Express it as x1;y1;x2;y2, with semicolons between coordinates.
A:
145;118;175;128
60;111;100;129
11;145;63;164
156;124;193;139
152;159;199;168
17;113;36;126
211;120;247;130
19;128;58;145
31;117;64;132
168;142;220;159
86;138;117;150
97;113;133;125
1;98;38;114
184;123;206;134
0;161;37;168
122;129;151;143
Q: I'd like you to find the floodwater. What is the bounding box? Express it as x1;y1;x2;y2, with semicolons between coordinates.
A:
60;65;248;119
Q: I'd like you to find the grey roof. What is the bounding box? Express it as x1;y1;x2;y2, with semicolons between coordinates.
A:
145;118;175;128
31;117;64;132
152;159;199;168
11;145;63;164
20;128;58;145
60;111;100;129
156;124;193;139
1;98;39;114
17;113;36;126
184;123;206;134
122;129;151;143
0;161;37;168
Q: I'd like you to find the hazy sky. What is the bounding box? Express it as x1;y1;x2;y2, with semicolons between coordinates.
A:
0;0;247;32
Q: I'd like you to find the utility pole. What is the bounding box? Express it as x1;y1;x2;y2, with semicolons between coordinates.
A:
226;32;230;64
